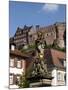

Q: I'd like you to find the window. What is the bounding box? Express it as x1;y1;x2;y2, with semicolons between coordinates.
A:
11;45;15;50
59;59;66;68
17;76;20;81
10;74;13;84
64;60;66;67
57;72;61;80
16;75;20;85
17;60;22;68
57;72;64;81
10;58;14;67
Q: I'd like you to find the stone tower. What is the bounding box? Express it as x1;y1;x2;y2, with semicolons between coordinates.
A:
55;22;66;48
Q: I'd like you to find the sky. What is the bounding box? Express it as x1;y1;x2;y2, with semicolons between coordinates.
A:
9;1;66;37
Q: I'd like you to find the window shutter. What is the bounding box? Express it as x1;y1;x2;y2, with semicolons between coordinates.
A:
14;58;17;67
13;74;17;85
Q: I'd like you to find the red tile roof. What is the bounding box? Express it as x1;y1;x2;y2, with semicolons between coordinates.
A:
45;49;66;69
10;49;29;58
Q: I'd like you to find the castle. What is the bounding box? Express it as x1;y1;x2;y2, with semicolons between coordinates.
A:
10;22;66;49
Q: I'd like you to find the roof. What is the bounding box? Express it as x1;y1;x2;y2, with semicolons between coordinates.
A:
44;49;66;69
10;49;30;58
25;49;66;72
55;22;66;26
38;25;56;33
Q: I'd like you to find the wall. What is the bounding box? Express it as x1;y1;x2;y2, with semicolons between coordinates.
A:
51;68;65;86
9;58;26;89
10;23;66;49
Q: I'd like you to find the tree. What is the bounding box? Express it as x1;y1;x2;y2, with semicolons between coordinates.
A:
18;72;29;88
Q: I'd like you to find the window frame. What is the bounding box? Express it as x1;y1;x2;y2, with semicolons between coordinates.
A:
9;74;14;85
57;72;64;81
11;45;15;50
15;74;20;85
16;60;22;69
10;58;14;67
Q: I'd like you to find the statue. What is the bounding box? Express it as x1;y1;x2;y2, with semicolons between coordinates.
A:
27;32;53;87
35;32;45;59
30;32;48;77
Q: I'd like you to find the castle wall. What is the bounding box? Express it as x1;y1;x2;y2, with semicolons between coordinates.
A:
10;22;66;49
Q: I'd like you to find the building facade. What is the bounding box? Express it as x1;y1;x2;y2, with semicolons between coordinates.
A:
9;43;27;88
9;44;66;88
10;22;66;49
13;25;32;49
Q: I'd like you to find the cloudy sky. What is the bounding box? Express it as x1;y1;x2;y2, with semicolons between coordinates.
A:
9;1;66;37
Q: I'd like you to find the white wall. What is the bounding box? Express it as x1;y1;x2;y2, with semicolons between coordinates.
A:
9;85;19;89
51;68;65;86
10;67;24;75
57;70;65;86
9;67;24;89
51;68;57;86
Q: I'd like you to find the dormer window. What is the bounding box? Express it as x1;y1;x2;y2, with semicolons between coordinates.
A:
59;58;66;68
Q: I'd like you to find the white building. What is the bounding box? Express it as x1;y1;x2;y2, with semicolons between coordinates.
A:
9;43;27;88
51;68;66;86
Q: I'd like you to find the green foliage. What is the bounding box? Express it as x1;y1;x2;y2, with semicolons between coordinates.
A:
44;44;66;52
21;44;36;52
53;47;66;52
18;73;29;88
44;45;52;49
20;41;66;53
